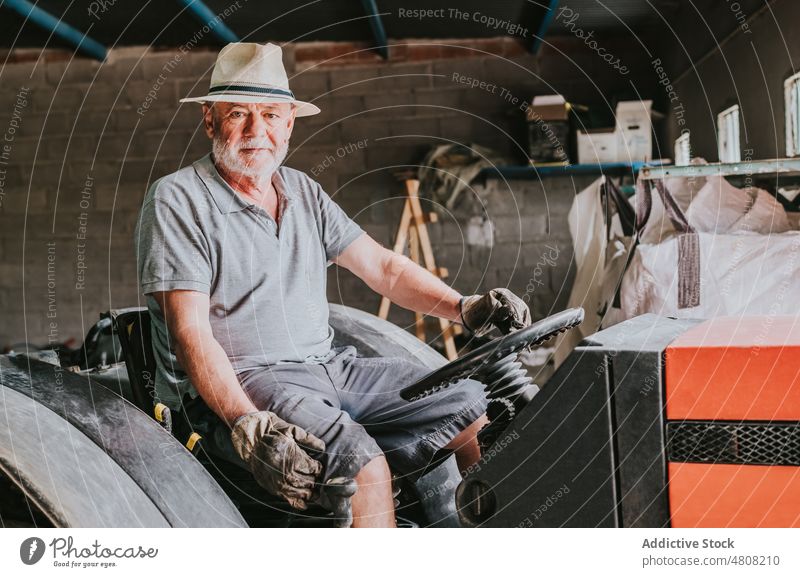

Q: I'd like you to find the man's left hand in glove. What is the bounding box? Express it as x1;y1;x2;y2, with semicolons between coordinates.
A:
459;288;531;337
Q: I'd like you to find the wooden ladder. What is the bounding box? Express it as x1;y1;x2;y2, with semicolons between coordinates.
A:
378;179;460;360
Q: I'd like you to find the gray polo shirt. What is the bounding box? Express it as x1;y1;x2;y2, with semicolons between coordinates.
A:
134;153;364;409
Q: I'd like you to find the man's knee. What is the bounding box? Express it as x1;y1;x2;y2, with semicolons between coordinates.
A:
354;455;392;486
350;455;396;528
445;413;489;448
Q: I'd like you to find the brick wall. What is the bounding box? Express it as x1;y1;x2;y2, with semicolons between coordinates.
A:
0;37;657;348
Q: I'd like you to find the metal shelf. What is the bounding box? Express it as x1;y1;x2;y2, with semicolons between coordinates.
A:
639;158;800;180
480;159;800;184
480;161;660;179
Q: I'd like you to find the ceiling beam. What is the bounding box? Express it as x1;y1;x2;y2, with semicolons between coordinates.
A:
2;0;107;61
360;0;388;59
177;0;240;44
531;0;560;54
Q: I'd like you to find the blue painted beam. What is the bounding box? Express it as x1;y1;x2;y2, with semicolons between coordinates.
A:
361;0;388;59
177;0;239;44
2;0;107;61
531;0;560;54
480;161;667;179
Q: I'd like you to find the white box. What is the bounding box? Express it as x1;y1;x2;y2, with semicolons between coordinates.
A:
615;100;653;162
577;129;618;164
576;100;656;164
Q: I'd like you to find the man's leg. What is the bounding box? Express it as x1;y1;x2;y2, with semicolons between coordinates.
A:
335;353;489;483
349;409;486;526
351;455;395;528
240;364;392;526
444;414;489;474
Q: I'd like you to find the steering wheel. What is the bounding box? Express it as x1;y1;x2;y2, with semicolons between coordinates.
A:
400;307;585;449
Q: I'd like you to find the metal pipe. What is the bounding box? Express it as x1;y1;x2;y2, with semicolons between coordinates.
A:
360;0;388;59
177;0;239;44
2;0;107;61
531;0;560;54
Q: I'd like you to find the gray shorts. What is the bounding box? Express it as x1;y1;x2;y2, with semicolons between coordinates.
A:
239;346;487;482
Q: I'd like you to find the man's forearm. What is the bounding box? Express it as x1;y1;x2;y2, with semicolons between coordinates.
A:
378;253;463;322
174;328;257;426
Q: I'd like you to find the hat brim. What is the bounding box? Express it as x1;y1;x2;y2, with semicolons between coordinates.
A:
179;93;321;117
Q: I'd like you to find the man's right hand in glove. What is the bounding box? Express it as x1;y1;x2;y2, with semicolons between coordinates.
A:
230;411;325;510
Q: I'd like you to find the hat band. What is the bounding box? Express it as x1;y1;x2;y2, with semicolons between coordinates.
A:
208;84;295;99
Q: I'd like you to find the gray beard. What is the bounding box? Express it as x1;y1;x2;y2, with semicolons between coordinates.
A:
212;137;289;180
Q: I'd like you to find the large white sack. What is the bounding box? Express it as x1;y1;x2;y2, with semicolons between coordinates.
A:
620;231;800;318
553;177;631;366
686;174;791;234
553;178;606;366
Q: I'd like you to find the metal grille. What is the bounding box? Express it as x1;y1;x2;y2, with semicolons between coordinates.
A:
666;421;800;466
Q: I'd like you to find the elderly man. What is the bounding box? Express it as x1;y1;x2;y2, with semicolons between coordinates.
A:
135;42;530;527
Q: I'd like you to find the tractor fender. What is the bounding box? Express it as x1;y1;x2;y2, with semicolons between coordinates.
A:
0;354;246;528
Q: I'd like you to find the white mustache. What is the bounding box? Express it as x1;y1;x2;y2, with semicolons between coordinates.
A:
235;139;274;151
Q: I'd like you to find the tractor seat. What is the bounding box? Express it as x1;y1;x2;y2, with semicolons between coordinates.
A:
110;307;242;465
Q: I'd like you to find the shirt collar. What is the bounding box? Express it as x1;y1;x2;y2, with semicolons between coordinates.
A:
193;152;294;215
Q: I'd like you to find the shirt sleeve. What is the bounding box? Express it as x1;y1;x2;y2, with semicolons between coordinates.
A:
316;183;365;262
135;198;213;295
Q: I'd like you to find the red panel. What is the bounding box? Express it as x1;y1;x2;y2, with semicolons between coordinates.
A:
669;462;800;527
665;317;800;420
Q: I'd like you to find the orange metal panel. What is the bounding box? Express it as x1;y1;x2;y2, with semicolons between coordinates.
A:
665;317;800;420
669;462;800;527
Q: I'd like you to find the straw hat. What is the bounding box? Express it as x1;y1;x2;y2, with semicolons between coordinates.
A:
180;42;321;117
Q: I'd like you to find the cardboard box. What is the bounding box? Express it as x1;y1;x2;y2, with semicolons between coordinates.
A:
576;100;656;164
527;94;570;122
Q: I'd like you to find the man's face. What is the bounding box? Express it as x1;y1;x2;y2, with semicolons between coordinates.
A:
203;101;296;178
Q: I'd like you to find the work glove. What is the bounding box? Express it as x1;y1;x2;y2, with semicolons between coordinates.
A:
460;288;532;337
231;411;325;510
316;477;358;528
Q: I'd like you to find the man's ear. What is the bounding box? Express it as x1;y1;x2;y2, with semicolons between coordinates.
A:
202;104;215;139
286;105;297;137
